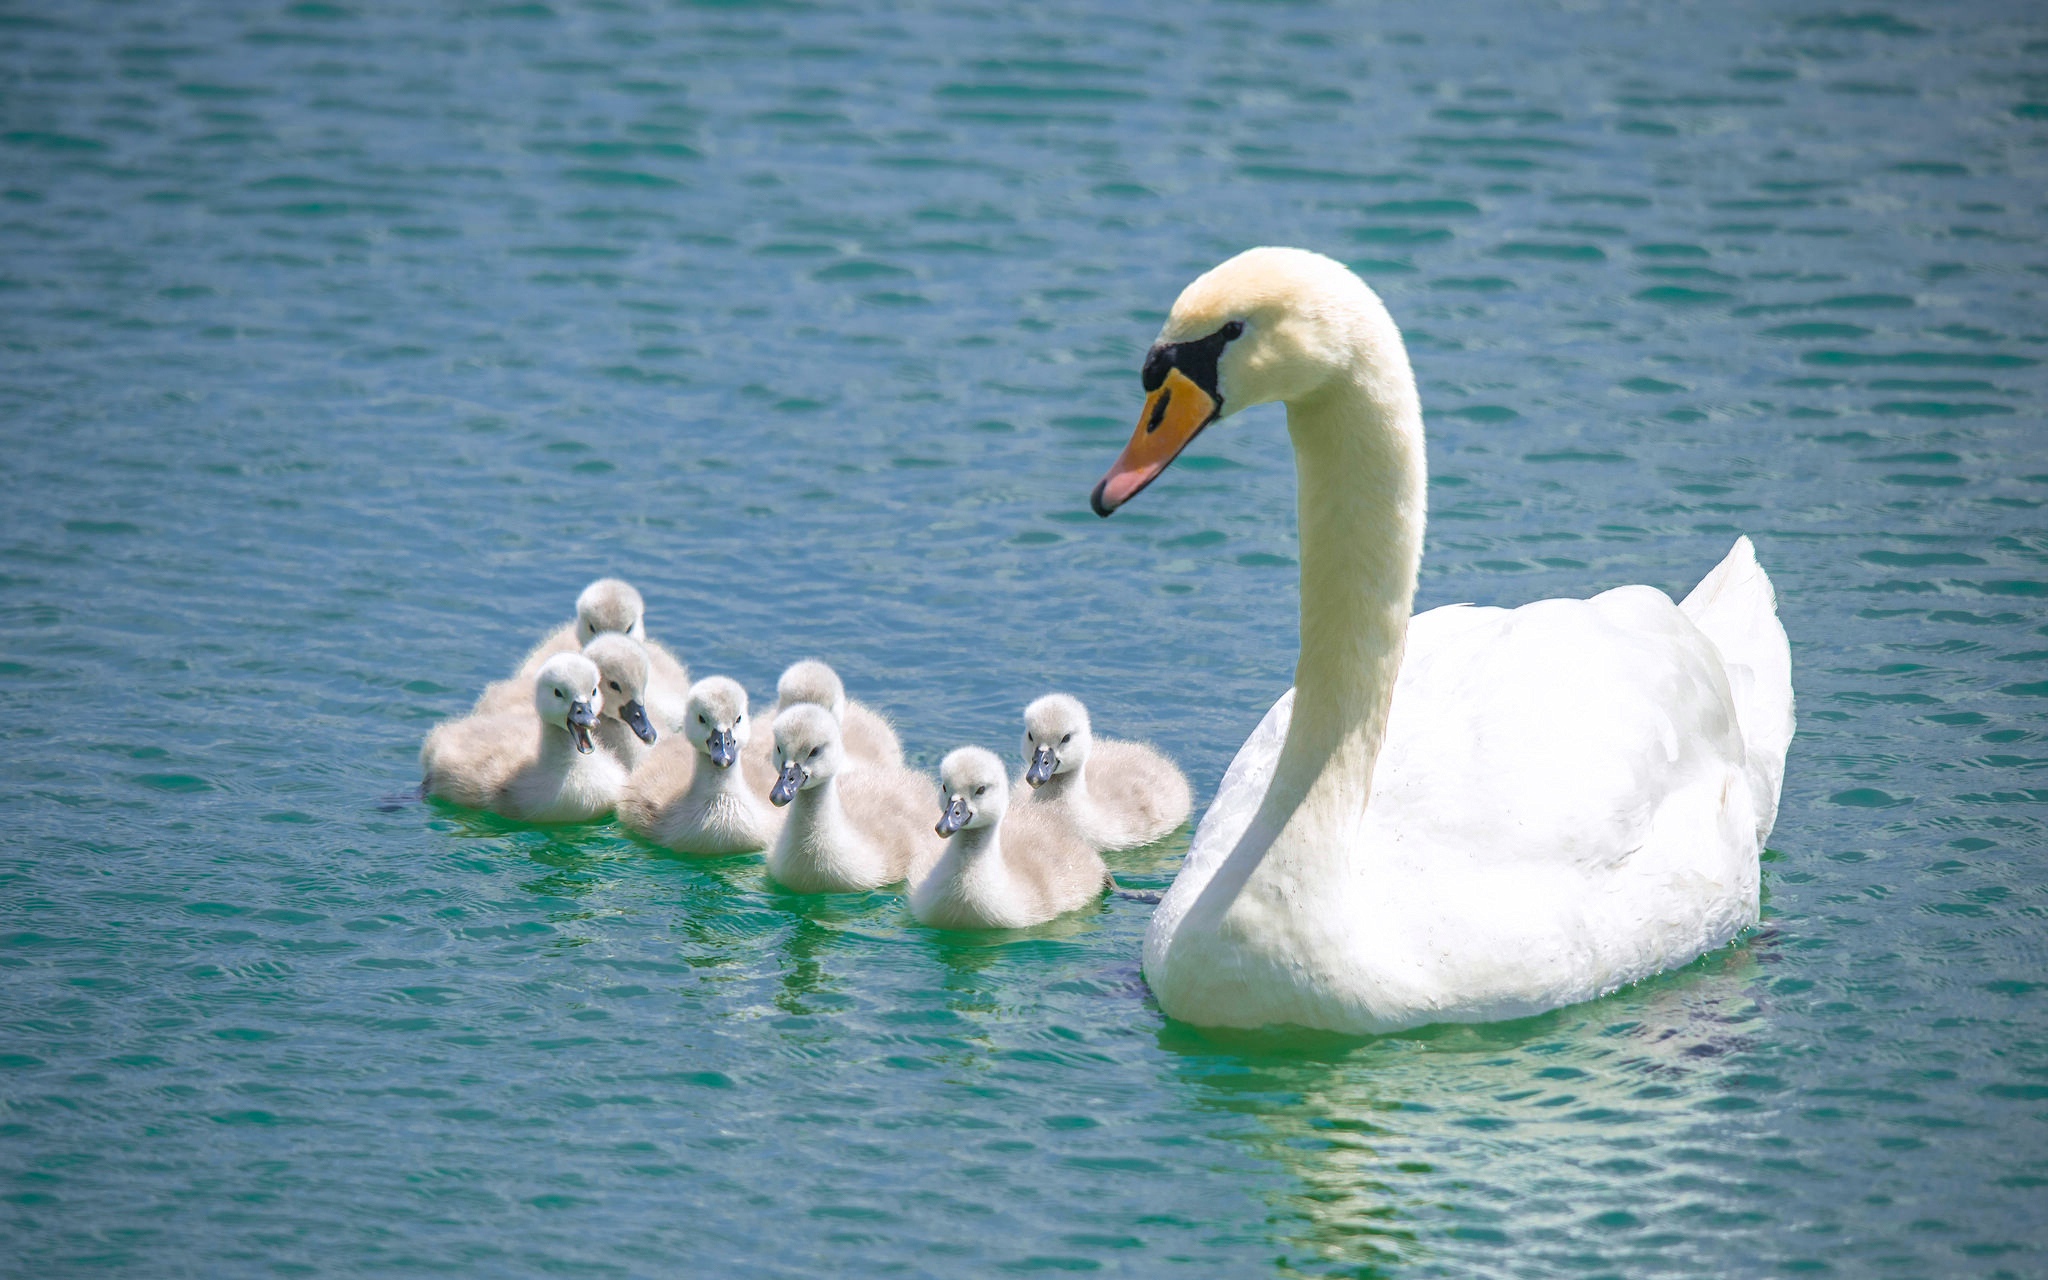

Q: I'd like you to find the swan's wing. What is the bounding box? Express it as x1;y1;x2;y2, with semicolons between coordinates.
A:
1371;588;1749;878
1180;686;1295;887
1679;536;1794;841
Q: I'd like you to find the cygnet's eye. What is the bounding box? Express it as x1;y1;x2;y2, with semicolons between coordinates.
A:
554;690;564;699
697;714;706;725
808;747;820;760
974;785;987;796
1061;733;1071;744
610;681;621;692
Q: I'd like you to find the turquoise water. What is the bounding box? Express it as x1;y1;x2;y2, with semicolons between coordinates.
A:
3;0;2046;1273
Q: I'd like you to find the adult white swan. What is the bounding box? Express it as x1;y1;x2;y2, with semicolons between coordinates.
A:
1092;247;1793;1035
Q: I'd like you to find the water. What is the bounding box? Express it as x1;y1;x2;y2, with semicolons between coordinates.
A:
2;0;2044;1273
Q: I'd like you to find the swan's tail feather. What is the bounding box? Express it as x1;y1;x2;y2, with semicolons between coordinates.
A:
1681;536;1794;841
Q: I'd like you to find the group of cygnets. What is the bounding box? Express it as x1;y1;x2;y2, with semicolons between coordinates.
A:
419;578;1193;929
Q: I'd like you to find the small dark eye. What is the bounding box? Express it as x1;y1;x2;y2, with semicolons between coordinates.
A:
1222;319;1244;339
697;714;706;724
554;690;564;698
1061;733;1071;744
610;681;620;692
808;747;820;759
974;785;987;796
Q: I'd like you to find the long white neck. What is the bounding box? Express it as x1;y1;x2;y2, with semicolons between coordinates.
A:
682;751;748;807
787;776;852;846
536;721;580;769
1251;337;1427;858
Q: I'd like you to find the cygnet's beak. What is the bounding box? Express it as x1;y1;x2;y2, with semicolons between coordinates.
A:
1025;744;1059;788
769;760;807;806
567;698;598;754
935;795;972;838
707;727;738;769
1092;364;1220;517
620;699;657;745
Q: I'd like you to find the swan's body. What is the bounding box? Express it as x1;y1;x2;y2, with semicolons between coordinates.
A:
1092;247;1793;1035
740;659;904;794
421;653;625;823
1012;694;1191;852
914;747;1113;930
619;677;781;855
763;704;940;894
512;577;691;728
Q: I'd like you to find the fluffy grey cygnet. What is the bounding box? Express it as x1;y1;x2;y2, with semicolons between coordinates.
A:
619;676;782;856
763;703;939;893
421;652;626;823
1013;694;1192;851
911;747;1113;930
511;577;691;728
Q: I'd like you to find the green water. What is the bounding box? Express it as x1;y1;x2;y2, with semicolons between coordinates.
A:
3;0;2045;1274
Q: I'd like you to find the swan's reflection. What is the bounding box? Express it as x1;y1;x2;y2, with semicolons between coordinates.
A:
1158;940;1768;1273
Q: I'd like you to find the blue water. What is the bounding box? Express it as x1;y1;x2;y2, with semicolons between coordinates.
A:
3;0;2045;1274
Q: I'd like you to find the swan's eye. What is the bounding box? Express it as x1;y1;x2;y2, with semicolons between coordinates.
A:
974;785;987;796
609;681;620;692
808;747;820;759
554;690;564;699
697;714;706;725
1061;733;1071;744
1222;319;1244;340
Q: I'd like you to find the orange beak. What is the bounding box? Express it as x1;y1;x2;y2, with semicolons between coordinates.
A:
1090;368;1220;516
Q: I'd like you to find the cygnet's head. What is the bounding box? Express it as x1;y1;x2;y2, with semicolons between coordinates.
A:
768;703;844;806
685;676;750;770
1021;693;1092;788
774;659;847;721
936;746;1010;837
533;652;602;754
1093;247;1401;516
583;633;656;745
575;577;646;644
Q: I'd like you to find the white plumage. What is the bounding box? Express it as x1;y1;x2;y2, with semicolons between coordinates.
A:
1090;247;1793;1034
914;746;1112;930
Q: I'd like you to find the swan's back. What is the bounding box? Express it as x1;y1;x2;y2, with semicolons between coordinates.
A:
420;712;531;810
1081;739;1192;850
1003;802;1114;915
616;735;696;836
839;762;944;884
1678;536;1794;841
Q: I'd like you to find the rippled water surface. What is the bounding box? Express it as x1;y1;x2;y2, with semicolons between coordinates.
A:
3;0;2045;1274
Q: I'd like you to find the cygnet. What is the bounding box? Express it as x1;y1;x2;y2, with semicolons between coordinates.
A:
741;658;904;792
618;676;783;856
763;703;940;893
583;633;661;768
911;747;1112;930
1013;693;1191;851
421;652;626;823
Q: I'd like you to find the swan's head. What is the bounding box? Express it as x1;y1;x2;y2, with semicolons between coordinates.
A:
575;577;646;643
936;746;1010;837
1092;246;1394;516
686;676;750;770
583;633;656;745
768;703;843;806
533;653;602;755
1020;693;1091;787
774;659;848;721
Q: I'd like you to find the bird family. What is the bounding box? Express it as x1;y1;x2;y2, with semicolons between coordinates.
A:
420;578;1192;931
